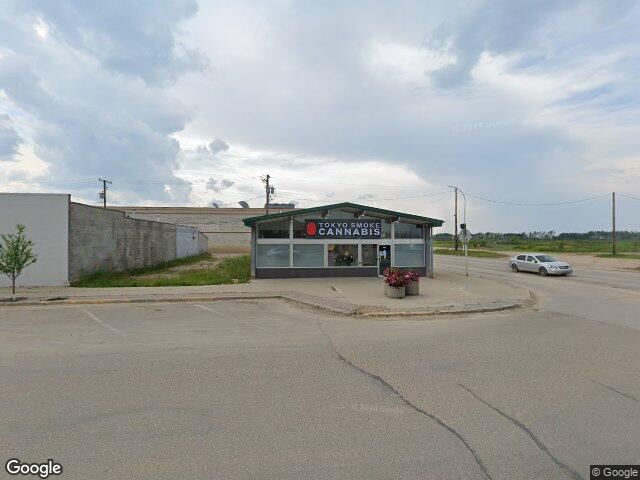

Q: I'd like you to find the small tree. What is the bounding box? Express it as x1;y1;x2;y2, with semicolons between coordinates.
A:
0;224;38;301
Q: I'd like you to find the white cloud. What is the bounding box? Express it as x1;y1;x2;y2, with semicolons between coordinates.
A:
367;41;454;85
2;0;639;230
33;18;49;38
206;177;234;192
0;114;22;159
0;0;203;203
209;137;229;155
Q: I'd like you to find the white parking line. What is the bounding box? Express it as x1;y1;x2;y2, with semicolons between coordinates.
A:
190;303;270;332
77;307;127;337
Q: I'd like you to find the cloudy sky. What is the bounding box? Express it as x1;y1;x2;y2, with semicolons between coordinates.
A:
1;0;639;233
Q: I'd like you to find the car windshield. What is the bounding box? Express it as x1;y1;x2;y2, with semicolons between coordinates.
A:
535;255;556;263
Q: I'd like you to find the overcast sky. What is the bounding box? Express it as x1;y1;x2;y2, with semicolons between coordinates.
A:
1;0;639;233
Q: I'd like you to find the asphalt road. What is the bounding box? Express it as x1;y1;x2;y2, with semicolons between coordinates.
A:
2;262;639;479
435;254;640;330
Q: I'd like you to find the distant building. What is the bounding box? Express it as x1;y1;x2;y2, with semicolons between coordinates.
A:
109;206;295;253
265;203;296;209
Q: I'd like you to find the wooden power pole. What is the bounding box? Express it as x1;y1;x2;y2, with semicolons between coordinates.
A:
262;174;271;214
612;192;616;255
98;178;112;208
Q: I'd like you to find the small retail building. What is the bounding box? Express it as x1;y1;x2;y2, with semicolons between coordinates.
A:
243;202;444;278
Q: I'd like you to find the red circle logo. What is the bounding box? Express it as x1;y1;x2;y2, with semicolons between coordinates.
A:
306;222;317;236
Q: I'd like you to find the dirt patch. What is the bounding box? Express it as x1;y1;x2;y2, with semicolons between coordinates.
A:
136;256;226;279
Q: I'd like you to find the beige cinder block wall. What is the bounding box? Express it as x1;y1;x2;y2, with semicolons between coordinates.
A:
68;203;178;282
0;193;70;286
111;207;294;253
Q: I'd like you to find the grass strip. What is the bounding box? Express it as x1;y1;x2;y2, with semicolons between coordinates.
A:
434;239;640;253
434;249;507;258
72;254;251;287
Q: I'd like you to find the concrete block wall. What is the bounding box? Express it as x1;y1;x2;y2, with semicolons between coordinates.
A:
68;203;177;282
112;207;293;253
0;193;70;287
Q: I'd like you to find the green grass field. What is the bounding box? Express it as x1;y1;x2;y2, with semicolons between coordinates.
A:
433;248;507;258
72;254;251;288
434;239;640;254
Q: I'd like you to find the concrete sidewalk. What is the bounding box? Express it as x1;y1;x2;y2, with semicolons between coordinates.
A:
0;272;532;316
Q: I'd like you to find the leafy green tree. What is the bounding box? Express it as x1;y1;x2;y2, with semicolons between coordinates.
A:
0;224;38;301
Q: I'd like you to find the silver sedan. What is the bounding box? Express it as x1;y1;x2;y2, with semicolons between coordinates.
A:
509;253;573;276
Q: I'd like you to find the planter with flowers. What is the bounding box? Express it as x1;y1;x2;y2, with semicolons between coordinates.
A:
383;268;406;298
403;271;421;295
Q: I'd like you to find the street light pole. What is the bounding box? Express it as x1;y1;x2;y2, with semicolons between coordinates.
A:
454;187;458;251
612;192;616;255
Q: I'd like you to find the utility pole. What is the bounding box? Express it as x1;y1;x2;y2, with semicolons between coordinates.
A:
454;187;459;250
612;192;616;255
98;178;112;208
262;174;271;214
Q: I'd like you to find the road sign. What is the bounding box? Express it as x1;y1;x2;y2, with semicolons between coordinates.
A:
458;229;472;244
457;228;472;277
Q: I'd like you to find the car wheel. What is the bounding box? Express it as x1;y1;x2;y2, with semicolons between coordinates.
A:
511;263;519;272
539;267;548;277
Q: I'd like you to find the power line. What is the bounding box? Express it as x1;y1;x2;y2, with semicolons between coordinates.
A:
463;192;610;206
619;193;640;201
1;179;97;185
217;194;263;207
275;190;450;203
363;190;450;201
280;178;434;188
8;174;638;210
1;175;263;186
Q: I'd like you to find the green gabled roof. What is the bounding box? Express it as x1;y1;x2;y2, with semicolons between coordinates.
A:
242;202;444;227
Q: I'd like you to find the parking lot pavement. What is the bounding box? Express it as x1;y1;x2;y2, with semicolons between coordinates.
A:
2;298;640;479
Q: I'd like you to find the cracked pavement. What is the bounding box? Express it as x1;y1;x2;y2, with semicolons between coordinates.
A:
1;257;639;479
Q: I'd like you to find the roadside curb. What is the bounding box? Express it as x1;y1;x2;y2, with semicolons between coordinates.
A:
354;289;536;317
0;288;535;318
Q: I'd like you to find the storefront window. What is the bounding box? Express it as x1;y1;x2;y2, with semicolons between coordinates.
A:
293;244;324;267
328;244;357;267
258;219;289;239
292;217;307;238
381;220;392;239
394;244;424;267
257;244;290;267
361;244;377;266
394;222;423;239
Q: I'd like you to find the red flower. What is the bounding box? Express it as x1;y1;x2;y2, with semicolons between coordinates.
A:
403;271;420;282
384;272;406;287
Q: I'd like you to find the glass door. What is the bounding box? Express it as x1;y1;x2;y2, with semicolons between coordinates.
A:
378;245;391;275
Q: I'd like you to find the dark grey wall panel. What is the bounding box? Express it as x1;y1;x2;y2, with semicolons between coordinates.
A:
256;267;379;279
